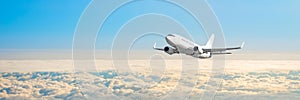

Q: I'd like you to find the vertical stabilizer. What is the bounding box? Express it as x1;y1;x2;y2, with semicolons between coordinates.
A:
205;34;215;48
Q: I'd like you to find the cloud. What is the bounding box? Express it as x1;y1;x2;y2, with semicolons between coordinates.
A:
0;68;300;99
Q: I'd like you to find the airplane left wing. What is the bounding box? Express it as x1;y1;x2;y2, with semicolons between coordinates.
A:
153;43;164;51
202;42;245;52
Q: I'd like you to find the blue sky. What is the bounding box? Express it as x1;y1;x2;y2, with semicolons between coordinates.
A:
208;0;300;52
0;0;90;49
0;0;299;51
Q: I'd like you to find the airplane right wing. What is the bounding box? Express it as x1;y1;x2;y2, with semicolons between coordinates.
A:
202;42;245;52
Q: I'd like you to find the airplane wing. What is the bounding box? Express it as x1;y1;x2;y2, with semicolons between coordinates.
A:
202;42;245;52
153;43;164;51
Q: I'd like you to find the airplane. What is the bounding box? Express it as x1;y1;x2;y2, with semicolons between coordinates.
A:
153;34;244;59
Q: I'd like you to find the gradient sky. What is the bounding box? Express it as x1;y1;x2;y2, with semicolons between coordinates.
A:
0;0;299;52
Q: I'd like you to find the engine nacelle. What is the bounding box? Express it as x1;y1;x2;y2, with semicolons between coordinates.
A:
193;46;203;54
164;46;177;55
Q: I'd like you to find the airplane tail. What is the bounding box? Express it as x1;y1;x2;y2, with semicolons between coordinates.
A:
205;34;215;48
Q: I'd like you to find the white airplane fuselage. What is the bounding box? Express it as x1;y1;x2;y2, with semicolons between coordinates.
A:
164;34;211;58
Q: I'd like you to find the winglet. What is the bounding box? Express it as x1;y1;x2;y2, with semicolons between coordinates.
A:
153;43;157;49
240;42;245;49
153;43;164;51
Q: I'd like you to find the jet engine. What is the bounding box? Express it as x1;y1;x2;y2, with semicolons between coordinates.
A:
164;46;177;55
193;46;203;54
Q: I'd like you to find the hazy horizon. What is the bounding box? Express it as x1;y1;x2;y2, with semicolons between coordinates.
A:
0;49;299;60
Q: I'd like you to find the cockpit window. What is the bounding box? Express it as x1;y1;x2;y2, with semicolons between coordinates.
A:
167;34;175;37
